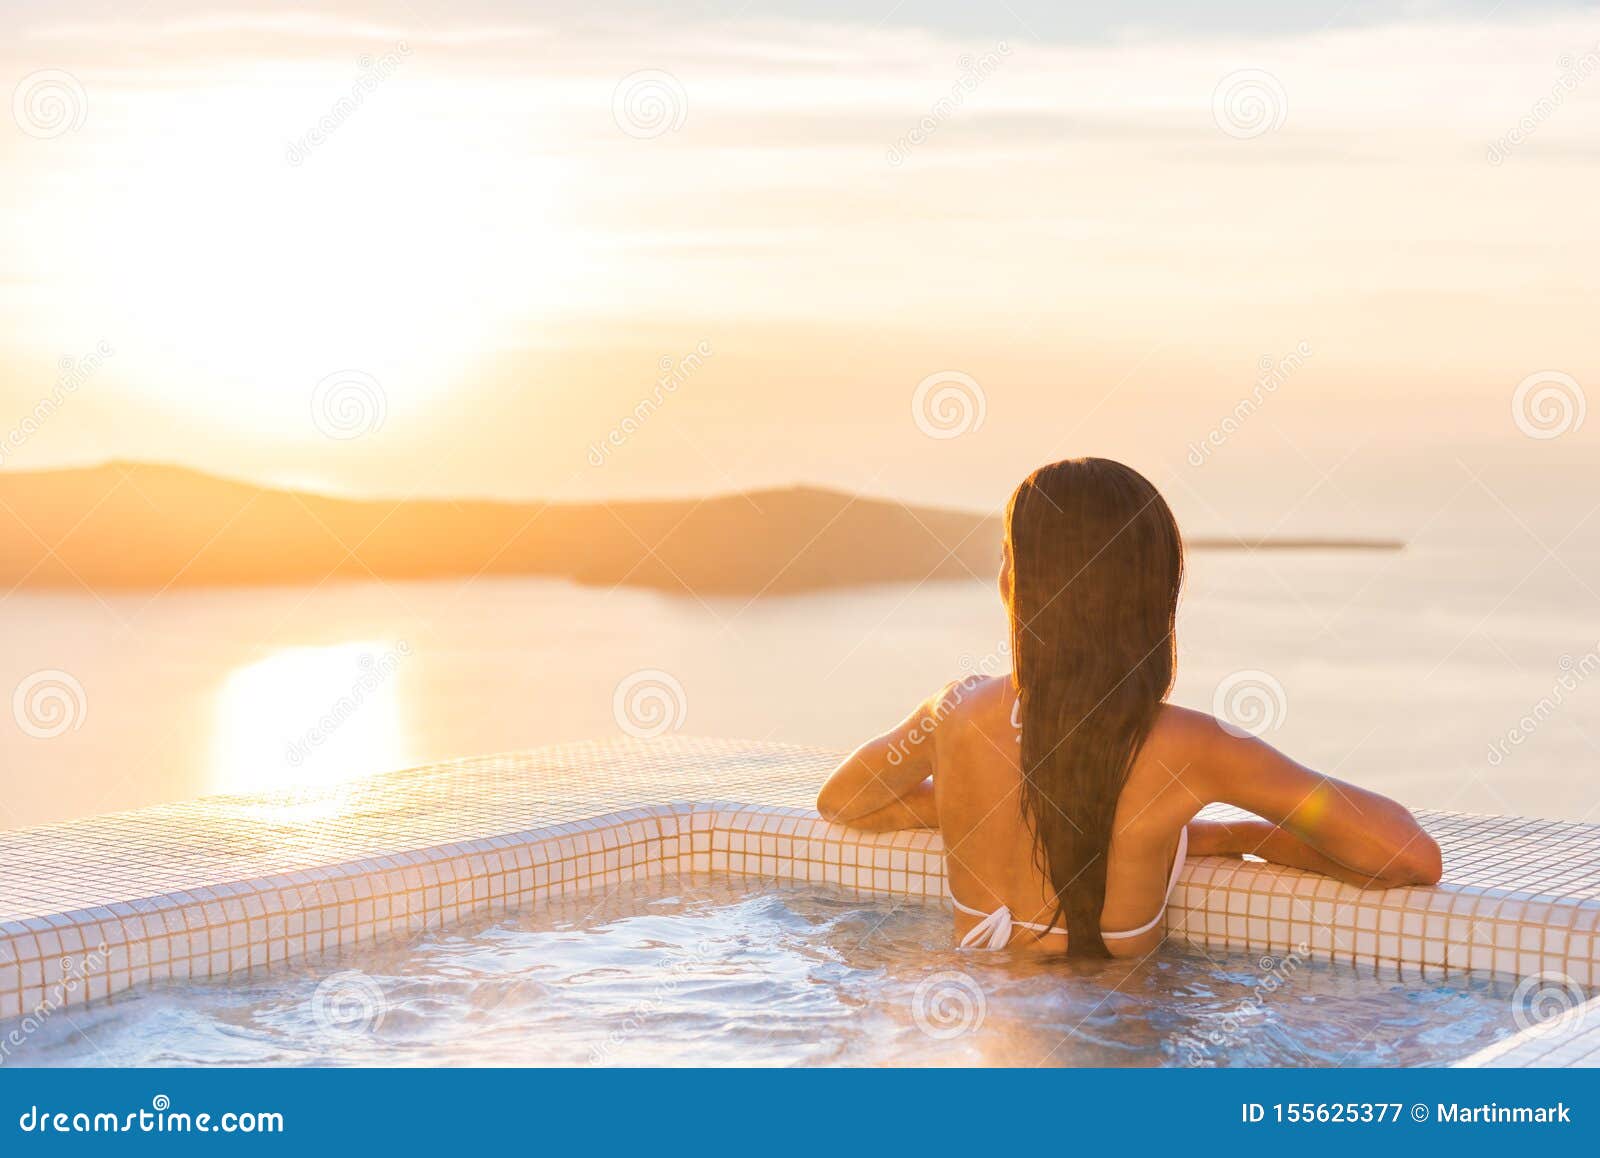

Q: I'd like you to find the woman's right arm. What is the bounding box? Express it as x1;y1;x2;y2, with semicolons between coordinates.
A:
1183;709;1442;887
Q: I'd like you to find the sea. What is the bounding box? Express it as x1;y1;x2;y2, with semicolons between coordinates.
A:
3;531;1598;830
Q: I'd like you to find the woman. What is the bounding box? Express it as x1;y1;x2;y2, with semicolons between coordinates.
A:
817;457;1441;957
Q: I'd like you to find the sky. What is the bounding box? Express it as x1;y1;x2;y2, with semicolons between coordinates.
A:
2;0;1598;538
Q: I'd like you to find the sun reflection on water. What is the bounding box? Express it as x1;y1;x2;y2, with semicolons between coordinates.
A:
210;640;413;804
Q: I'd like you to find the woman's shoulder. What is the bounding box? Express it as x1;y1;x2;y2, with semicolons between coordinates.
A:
887;674;1011;748
1139;702;1267;794
929;672;1011;722
1147;702;1227;745
912;675;1016;761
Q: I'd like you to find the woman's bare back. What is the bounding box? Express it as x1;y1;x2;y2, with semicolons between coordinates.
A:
931;675;1197;957
819;674;1441;956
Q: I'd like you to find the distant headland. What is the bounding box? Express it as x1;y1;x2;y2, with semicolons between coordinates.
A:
0;463;1402;595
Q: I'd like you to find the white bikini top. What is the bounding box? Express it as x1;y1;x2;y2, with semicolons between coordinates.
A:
951;696;1188;950
952;826;1187;950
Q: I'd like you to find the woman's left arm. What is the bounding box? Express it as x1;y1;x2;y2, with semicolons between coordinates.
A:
1187;816;1436;889
815;688;947;827
838;778;938;831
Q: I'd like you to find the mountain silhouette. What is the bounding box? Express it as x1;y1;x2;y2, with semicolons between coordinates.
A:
0;462;1399;595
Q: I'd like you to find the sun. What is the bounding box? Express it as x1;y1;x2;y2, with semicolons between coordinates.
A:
20;64;576;439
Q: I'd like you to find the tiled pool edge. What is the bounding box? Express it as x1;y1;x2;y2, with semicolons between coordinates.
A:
5;801;1599;1022
2;738;1598;1067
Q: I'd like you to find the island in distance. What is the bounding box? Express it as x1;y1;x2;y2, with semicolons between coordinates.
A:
0;462;1402;596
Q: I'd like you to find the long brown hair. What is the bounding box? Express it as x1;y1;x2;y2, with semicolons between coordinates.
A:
1005;458;1184;957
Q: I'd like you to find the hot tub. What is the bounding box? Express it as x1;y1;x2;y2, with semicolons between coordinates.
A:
2;738;1597;1066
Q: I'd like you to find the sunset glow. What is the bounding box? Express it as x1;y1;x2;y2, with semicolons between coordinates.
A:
3;3;1596;510
210;640;411;797
5;1;1600;1091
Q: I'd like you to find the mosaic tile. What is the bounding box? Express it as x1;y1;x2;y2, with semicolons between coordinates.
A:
1;737;1597;1069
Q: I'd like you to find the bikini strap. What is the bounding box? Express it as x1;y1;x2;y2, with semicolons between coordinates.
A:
1101;825;1189;942
952;826;1189;949
957;905;1013;950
